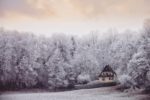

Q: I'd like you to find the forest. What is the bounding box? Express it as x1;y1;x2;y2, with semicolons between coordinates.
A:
0;20;150;92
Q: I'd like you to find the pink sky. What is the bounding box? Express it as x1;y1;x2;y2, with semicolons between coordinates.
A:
0;0;150;36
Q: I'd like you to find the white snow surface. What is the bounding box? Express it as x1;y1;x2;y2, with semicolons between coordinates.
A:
0;86;147;100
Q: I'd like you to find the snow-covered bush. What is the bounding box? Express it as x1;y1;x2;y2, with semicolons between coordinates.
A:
77;74;91;84
119;74;133;89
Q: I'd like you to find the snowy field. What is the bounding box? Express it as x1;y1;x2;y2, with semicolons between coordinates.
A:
0;86;149;100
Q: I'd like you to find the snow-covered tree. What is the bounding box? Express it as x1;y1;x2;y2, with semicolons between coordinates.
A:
126;20;150;88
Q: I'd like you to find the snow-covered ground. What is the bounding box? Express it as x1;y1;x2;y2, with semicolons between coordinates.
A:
0;86;148;100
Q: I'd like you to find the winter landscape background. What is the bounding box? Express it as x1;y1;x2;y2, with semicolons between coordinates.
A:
1;0;150;100
0;20;150;91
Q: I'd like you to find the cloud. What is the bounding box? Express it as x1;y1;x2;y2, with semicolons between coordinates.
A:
70;0;150;19
0;0;150;21
0;0;56;20
0;0;35;17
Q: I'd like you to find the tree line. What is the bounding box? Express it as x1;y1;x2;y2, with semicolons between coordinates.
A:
0;20;150;91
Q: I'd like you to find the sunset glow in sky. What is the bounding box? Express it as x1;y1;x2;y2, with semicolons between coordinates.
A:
0;0;150;36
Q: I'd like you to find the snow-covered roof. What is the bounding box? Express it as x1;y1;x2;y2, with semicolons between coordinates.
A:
99;65;116;77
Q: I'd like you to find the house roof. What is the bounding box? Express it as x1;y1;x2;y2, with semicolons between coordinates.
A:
99;65;116;77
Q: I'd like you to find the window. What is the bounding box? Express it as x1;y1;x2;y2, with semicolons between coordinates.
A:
106;73;108;76
102;77;105;81
109;77;111;80
110;73;112;76
109;77;113;80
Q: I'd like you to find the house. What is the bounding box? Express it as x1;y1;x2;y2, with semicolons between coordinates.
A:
99;65;117;83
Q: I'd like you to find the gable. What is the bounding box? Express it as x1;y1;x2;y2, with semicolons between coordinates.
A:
103;65;114;72
99;65;116;77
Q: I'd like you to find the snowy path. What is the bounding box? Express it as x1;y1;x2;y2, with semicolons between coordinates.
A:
0;86;148;100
